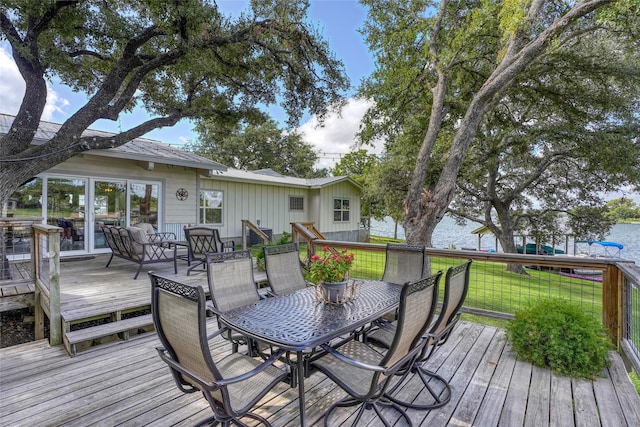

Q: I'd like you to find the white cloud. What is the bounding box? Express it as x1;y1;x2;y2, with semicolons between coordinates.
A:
296;98;383;169
0;46;68;121
0;47;26;115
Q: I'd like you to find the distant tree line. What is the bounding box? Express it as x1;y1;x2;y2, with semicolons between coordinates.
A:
605;198;640;222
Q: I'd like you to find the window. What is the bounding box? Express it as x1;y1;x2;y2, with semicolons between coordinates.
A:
200;190;223;224
289;196;304;211
333;198;350;222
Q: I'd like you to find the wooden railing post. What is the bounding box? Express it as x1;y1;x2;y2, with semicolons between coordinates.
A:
242;220;248;250
32;224;62;345
242;219;270;248
600;265;621;347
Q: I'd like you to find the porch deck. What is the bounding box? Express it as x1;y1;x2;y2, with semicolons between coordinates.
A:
2;319;639;426
1;254;640;425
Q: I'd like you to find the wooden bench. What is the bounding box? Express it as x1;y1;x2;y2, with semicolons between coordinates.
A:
102;225;177;279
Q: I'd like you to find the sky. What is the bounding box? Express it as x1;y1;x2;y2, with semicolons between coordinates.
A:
0;0;378;170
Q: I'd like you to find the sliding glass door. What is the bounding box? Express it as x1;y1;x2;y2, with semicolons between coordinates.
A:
92;180;126;250
46;177;86;252
128;182;159;229
11;176;162;254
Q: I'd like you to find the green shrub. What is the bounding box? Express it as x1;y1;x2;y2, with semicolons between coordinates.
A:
255;231;291;271
507;298;612;378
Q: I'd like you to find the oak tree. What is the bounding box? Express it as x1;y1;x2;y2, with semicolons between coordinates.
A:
0;0;348;212
358;0;635;246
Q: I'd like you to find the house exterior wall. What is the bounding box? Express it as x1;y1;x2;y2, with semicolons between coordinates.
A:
43;155;363;245
45;155;200;239
200;178;311;241
316;181;362;241
200;178;362;243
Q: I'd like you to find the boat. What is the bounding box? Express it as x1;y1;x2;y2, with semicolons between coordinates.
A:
561;240;625;280
516;243;565;255
574;240;624;258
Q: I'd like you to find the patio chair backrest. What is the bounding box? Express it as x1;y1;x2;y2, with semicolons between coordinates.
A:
184;227;224;259
381;243;427;285
150;274;222;395
430;259;472;340
263;243;308;295
382;271;441;369
206;250;260;312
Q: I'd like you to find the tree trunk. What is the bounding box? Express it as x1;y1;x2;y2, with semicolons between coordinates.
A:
492;205;528;274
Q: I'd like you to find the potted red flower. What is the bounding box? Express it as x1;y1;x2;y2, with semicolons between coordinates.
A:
309;247;355;303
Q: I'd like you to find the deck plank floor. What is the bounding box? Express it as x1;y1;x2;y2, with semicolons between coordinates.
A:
1;254;640;425
2;319;640;426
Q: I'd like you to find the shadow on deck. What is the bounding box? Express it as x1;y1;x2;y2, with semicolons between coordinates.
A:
1;320;639;426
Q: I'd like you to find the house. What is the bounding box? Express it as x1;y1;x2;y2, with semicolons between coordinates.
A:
1;113;363;257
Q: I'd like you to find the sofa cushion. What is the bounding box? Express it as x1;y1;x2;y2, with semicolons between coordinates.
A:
132;222;155;237
127;226;149;245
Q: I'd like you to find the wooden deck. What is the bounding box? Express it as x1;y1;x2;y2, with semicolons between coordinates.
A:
6;253;266;354
2;254;640;425
0;261;35;312
1;319;639;426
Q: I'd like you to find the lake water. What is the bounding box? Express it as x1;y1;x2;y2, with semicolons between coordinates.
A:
370;216;640;264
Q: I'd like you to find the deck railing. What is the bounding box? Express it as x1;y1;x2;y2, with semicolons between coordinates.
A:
301;238;640;378
32;224;62;345
618;262;640;376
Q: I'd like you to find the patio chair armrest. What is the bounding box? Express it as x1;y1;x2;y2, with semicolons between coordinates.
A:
318;343;387;372
156;346;221;392
150;232;177;242
427;313;461;344
215;348;288;387
265;289;277;298
222;240;236;252
140;241;177;260
206;301;223;317
363;318;395;339
372;318;394;331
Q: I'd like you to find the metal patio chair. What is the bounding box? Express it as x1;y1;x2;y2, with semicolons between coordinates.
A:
149;272;288;427
263;243;313;296
381;243;427;285
184;226;235;275
369;259;473;410
206;250;265;354
367;243;427;328
310;272;441;426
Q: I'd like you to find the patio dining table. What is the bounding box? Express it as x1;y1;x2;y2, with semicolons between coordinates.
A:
216;280;402;426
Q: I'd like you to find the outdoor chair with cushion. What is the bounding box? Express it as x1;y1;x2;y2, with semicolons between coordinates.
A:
184;226;235;275
263;243;313;296
149;272;288;426
206;250;265;354
103;225;177;279
130;222;176;243
310;272;441;426
368;259;473;410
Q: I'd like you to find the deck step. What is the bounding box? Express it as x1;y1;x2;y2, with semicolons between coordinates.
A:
63;314;154;356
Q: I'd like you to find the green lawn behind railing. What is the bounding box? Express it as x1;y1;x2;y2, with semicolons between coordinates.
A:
316;237;602;320
249;237;604;322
